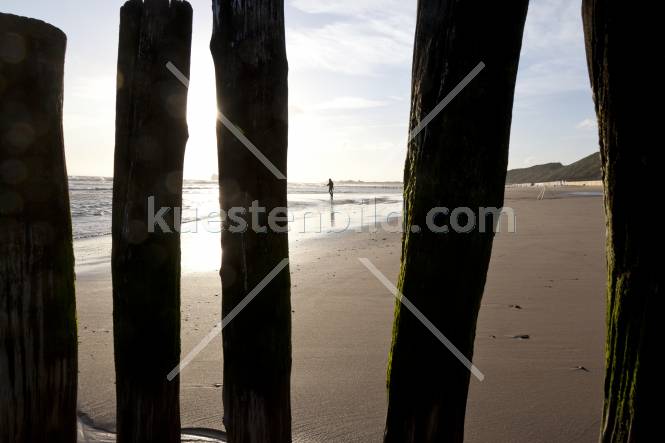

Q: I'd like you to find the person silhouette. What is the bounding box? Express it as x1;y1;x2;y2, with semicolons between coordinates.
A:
327;178;334;200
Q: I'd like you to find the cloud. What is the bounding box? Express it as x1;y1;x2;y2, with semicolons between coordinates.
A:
290;0;410;17
63;75;115;130
516;0;590;98
576;117;597;130
286;0;595;178
290;0;590;93
287;21;413;76
516;59;589;97
286;0;415;76
67;75;116;102
522;0;583;54
308;96;389;111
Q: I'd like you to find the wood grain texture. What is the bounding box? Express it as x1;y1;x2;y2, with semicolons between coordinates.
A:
210;1;292;441
582;1;661;441
384;1;529;441
112;1;192;441
0;13;77;443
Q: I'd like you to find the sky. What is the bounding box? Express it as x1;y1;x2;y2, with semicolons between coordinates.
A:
2;0;598;182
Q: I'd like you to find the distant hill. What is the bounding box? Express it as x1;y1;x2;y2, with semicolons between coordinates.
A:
506;152;601;184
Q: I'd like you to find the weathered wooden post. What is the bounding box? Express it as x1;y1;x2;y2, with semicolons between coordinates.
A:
582;1;661;441
0;13;77;443
112;1;192;441
383;1;529;442
210;1;292;441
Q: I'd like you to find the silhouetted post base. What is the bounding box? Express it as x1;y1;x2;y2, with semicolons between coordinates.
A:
210;1;292;441
583;1;661;441
384;2;529;442
112;1;192;442
0;13;77;443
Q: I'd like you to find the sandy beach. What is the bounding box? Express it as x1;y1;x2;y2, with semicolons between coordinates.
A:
75;186;606;442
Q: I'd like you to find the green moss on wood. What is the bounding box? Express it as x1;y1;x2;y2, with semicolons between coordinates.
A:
383;2;529;442
583;1;660;440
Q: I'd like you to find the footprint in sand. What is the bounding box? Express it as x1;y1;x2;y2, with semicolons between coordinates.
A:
511;334;530;340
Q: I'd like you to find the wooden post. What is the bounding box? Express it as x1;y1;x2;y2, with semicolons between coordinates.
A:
210;1;292;441
112;1;192;442
582;1;661;440
0;13;77;443
383;2;529;442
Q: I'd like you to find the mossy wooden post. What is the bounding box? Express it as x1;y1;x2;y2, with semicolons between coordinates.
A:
384;2;529;442
210;1;292;441
582;2;661;441
112;1;192;441
0;13;77;443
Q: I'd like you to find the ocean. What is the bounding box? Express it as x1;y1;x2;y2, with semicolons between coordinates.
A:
69;176;403;272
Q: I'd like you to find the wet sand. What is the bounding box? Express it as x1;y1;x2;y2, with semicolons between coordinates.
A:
76;186;606;442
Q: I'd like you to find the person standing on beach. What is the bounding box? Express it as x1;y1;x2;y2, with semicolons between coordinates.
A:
328;178;334;200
